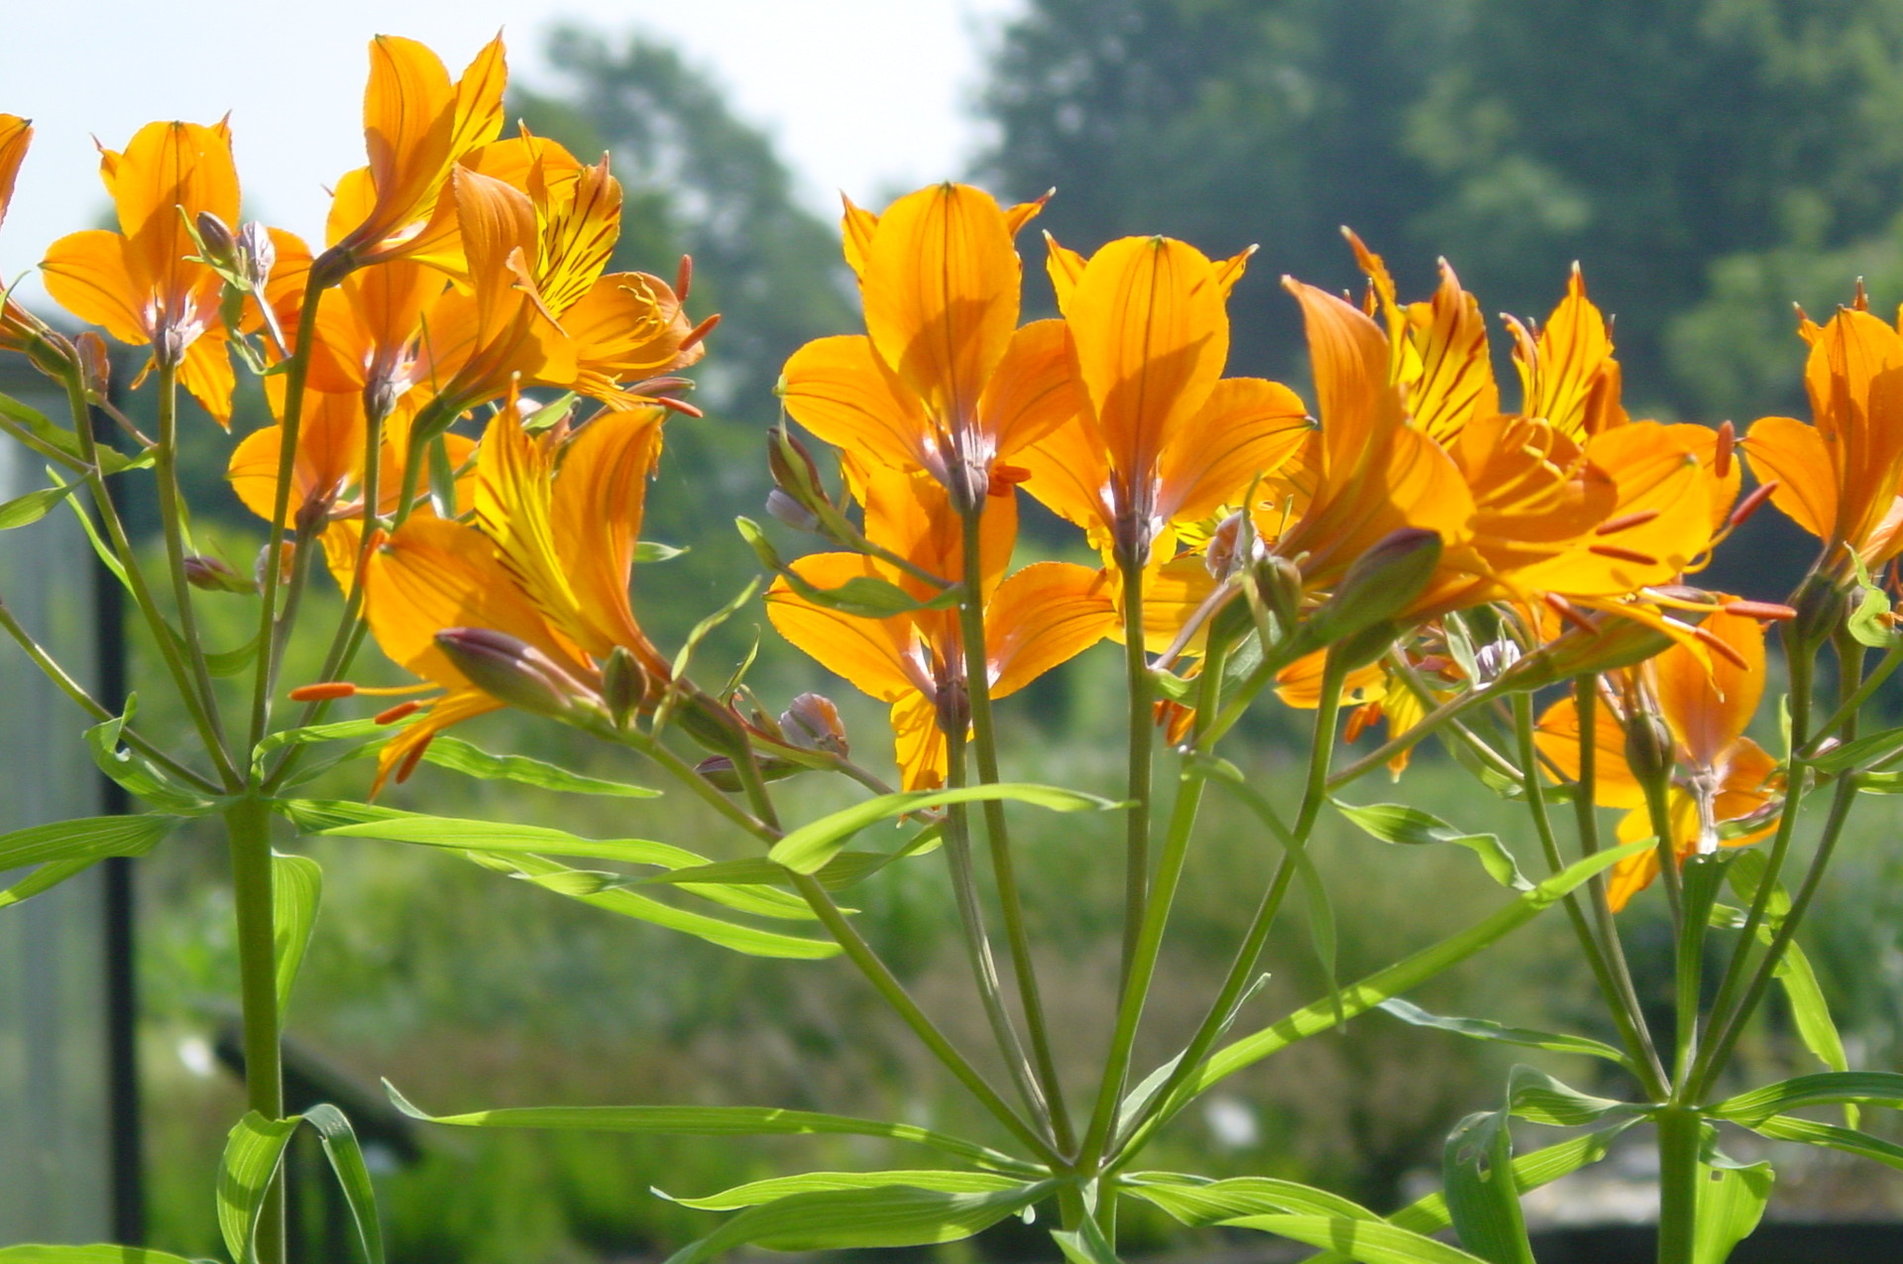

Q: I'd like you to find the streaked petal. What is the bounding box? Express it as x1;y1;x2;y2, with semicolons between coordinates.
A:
782;334;934;474
987;562;1116;696
1155;376;1310;524
977;318;1084;458
42;229;148;344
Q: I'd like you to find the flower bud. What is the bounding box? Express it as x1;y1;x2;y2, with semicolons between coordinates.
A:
780;692;849;756
676;691;752;758
1789;571;1849;652
1496;614;1678;692
1204;511;1251;579
766;487;821;534
75;332;111;398
1302;528;1442;649
434;627;605;724
1623;709;1677;791
182;555;257;594
767;427;834;524
600;645;649;728
194;211;241;275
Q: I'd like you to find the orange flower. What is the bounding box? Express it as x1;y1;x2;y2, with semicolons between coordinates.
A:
781;183;1076;510
316;34;507;281
0;115;65;362
357;403;671;788
42;120;245;422
1745;303;1903;577
1020;234;1309;571
1536;605;1780;911
767;466;1116;789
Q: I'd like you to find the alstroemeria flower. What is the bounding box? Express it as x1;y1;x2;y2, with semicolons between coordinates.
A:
42;120;246;422
767;465;1116;789
1536;605;1781;911
357;403;671;788
1018;234;1310;573
0;116;65;360
316;34;507;280
1745;302;1903;578
781;183;1076;510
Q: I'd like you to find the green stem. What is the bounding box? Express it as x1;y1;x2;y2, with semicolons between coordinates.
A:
955;506;1072;1153
0;594;219;792
1512;693;1669;1099
225;794;285;1264
1641;775;1685;929
1693;632;1816;1091
246;282;327;753
1388;653;1519;782
1655;1104;1702;1264
1570;678;1666;1094
1325;684;1493;792
1117;558;1154;992
1803;641;1898;752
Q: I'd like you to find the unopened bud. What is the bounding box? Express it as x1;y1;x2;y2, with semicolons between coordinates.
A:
1790;571;1849;650
183;555;256;594
1303;528;1442;649
1497;613;1678;692
1204;511;1250;579
766;487;821;533
677;691;751;757
194;211;241;274
767;428;835;524
75;332;111;398
255;540;297;589
780;692;849;755
435;627;605;724
1623;709;1677;790
600;645;649;727
23;328;77;380
1253;553;1305;634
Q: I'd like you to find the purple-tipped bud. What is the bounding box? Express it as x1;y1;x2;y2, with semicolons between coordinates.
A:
435;627;605;723
1204;511;1251;579
780;692;849;756
766;427;839;533
600;645;648;727
766;488;821;533
194;211;241;274
183;555;257;595
1303;528;1442;649
1623;709;1676;791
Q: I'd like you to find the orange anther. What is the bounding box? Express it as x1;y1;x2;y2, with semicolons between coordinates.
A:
1728;481;1778;529
679;312;721;352
1693;624;1751;670
1722;599;1797;621
375;699;423;725
655;395;704;418
1595;509;1662;536
289;681;356;702
1589;543;1660;566
1543;592;1598;634
1713;421;1735;481
674;254;694;301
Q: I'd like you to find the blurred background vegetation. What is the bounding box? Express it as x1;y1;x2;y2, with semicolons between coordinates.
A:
74;0;1903;1258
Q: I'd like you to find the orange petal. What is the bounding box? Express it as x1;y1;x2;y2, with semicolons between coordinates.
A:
0;115;30;234
986;562;1116;696
977;318;1084;459
42;229;148;345
550;406;670;677
781;334;935;474
1650;605;1764;769
1533;692;1646;811
861;183;1021;436
765;557;920;702
840;194;879;281
1018;414;1114;544
1154;376;1310;525
891;691;948;792
1743;414;1836;545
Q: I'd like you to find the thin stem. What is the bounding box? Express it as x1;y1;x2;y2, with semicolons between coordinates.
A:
943;728;1054;1136
1118;559;1155;993
150;360;236;773
1388;653;1519;782
1803;642;1899;752
1325;685;1493;792
0;594;220;793
1694;631;1816;1090
1641;775;1686;928
955;506;1072;1153
1511;693;1669;1099
0;408;87;472
246;279;328;753
224;794;285;1264
1569;677;1666;1094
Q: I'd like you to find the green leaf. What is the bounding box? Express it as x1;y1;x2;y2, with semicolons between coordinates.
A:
661;1181;1051;1264
0;1249;208;1264
203;634;261;678
460;850;838;958
303;1104;385;1264
1807;724;1903;773
1378;998;1631;1068
1847;552;1896;649
272;853;322;1016
634;541;688;563
384;1081;1041;1175
1748;1113;1903;1170
275;798;409;834
666;578;761;687
769;783;1120;874
85;705;218;815
1052;1213;1123;1264
663;1169;1025;1211
1692;1149;1773;1264
1333;801;1529;890
217;1111;301;1264
253;718;387;768
1163;839;1652;1112
1220;1214;1489;1263
1442;1111;1535;1264
0;391;149;475
1500;1065;1644;1128
323;812;812;921
416;736;660;797
1711;1070;1903;1122
1122;1173;1381;1225
49;468;127;587
0;857;98;910
0;814;178;870
0;482;78;530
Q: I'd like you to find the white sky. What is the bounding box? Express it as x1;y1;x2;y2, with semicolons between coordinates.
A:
0;0;1022;302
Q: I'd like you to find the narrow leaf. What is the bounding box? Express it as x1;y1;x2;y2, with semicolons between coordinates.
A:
662;1182;1050;1264
384;1082;1040;1175
217;1111;301;1264
0;814;177;869
770;784;1119;874
1501;1065;1644;1128
1122;1173;1380;1225
0;1249;207;1263
1748;1114;1903;1170
1052;1214;1123;1264
1333;801;1528;890
1221;1214;1489;1263
272;853;322;1016
0;857;97;910
663;1169;1024;1211
417;736;660;797
1692;1154;1772;1264
303;1104;385;1264
0;482;78;530
1442;1111;1535;1264
1379;999;1630;1068
1711;1071;1903;1122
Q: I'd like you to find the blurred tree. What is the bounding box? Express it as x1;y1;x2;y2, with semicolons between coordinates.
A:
978;0;1903;422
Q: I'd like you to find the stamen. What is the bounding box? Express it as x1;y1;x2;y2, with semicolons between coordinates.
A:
395;735;434;784
1595;509;1662;536
679;313;721;352
1713;421;1734;481
1543;592;1597;634
1728;481;1778;529
375;699;424;725
656;396;704;418
1723;599;1797;621
674;254;694;301
1589;543;1659;566
288;681;356;702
